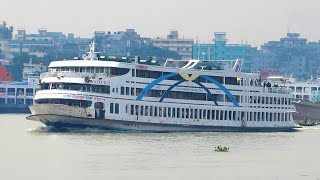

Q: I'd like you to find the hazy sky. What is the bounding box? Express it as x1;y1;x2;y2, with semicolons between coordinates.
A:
1;0;319;46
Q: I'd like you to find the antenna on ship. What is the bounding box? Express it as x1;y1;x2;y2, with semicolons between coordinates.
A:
82;37;100;61
197;39;200;60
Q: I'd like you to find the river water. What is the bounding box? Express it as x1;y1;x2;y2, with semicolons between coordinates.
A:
0;114;319;180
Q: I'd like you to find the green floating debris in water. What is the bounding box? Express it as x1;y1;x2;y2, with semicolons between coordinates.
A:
214;145;229;152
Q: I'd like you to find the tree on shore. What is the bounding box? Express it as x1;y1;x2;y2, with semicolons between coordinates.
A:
0;21;13;40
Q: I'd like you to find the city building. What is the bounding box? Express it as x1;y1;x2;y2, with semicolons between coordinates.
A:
252;33;320;80
153;30;194;60
192;32;257;72
9;28;76;58
94;29;147;56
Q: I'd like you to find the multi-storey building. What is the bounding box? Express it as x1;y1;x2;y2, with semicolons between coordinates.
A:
153;30;194;60
94;29;147;56
192;32;257;72
253;33;320;80
9;29;77;58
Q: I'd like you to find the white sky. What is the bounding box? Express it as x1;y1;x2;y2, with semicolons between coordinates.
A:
1;0;319;46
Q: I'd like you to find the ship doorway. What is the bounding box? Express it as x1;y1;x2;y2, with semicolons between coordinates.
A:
94;102;105;119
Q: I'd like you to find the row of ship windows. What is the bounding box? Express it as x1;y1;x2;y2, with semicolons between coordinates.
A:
0;98;33;105
52;67;130;76
248;96;291;105
120;85;292;106
42;83;111;94
52;67;258;87
0;88;37;96
133;70;241;85
289;86;320;92
124;105;291;122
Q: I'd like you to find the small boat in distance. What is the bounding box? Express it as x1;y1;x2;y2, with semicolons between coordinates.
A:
0;62;42;113
26;41;296;132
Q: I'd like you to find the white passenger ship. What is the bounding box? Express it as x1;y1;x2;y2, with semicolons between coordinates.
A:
27;42;296;132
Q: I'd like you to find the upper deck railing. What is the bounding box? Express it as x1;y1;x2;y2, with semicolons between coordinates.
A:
40;71;107;79
262;87;291;94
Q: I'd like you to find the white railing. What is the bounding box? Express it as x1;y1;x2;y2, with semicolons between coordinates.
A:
263;87;291;94
40;72;99;79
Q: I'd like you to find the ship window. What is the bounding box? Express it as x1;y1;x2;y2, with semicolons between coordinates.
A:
0;88;6;94
98;67;104;73
26;88;34;96
194;109;198;119
172;108;176;118
121;87;125;95
132;69;135;77
145;106;148;116
0;98;5;104
140;106;144;116
135;105;139;115
274;113;277;121
207;110;211;120
136;88;142;95
16;88;24;96
177;108;180;118
7;88;15;95
131;87;135;96
150;106;153;116
115;103;119;114
284;113;287;121
154;106;158;117
225;77;237;85
168;107;171;118
131;105;134;115
126;87;129;95
17;98;24;104
110;103;114;113
181;108;184;118
203;109;206;119
220;110;225;120
296;87;302;93
159;107;162;117
211;110;215;120
163;107;167;117
111;67;130;76
7;98;15;104
185;108;189;119
190;109;193;119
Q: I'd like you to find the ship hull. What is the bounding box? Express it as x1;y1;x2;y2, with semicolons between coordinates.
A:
293;101;320;121
26;114;296;132
0;105;31;114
